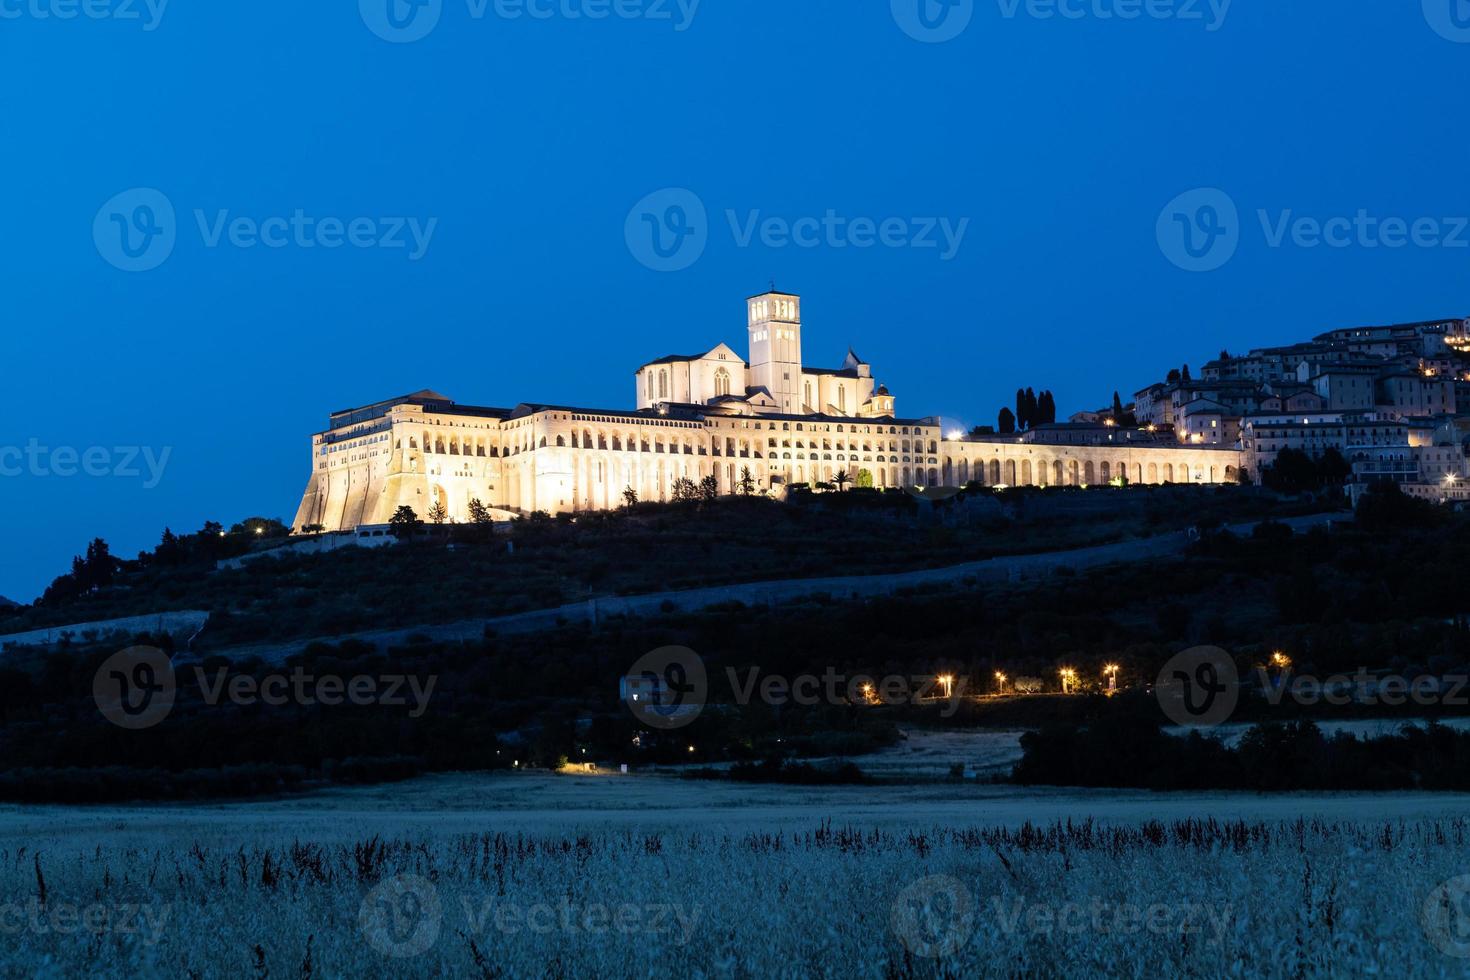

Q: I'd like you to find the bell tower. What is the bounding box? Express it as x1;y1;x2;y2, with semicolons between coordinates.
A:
747;289;802;414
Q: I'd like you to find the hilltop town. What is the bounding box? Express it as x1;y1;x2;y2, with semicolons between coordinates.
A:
1101;315;1470;503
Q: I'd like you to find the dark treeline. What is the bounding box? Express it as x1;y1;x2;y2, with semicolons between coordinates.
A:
3;483;1466;800
1015;713;1470;791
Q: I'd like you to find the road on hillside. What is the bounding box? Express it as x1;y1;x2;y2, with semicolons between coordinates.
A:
205;511;1343;664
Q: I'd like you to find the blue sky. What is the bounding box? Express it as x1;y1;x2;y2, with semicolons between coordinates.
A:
2;1;1468;602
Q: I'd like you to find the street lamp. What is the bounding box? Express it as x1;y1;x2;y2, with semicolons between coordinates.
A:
994;671;1007;695
1104;663;1119;694
938;674;955;699
1059;668;1077;695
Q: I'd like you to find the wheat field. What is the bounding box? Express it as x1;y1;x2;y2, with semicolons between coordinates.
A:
3;805;1470;978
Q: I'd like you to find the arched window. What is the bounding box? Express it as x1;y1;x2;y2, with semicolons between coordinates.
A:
658;370;668;399
714;368;731;397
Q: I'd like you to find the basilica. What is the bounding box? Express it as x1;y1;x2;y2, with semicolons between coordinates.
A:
292;290;1239;530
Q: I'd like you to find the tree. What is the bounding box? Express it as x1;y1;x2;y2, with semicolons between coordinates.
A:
621;486;638;507
1261;448;1320;494
389;505;421;539
699;475;719;501
833;470;852;492
998;407;1016;434
1037;390;1056;425
1166;368;1181;384
1181;364;1192;382
855;468;874;489
230;517;288;539
1111;391;1124;419
154;527;182;565
738;466;757;495
426;500;449;524
1015;389;1027;430
1317;447;1351;487
1023;388;1038;430
467;498;493;524
670;477;698;502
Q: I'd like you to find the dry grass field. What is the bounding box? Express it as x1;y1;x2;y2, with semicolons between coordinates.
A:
4;773;1470;977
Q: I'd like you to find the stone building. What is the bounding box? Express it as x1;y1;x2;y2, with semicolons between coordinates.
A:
292;290;1245;531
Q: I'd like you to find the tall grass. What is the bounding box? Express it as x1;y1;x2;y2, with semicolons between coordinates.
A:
0;817;1464;977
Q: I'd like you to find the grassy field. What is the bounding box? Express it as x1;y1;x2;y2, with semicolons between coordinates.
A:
4;774;1470;977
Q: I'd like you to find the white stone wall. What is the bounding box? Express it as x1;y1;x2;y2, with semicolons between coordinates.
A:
295;405;1248;532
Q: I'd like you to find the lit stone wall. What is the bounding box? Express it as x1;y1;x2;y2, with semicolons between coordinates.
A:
294;406;1247;532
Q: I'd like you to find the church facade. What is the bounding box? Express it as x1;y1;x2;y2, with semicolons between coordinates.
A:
292;290;1242;531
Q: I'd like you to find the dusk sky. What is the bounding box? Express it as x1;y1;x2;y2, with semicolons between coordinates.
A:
3;1;1469;602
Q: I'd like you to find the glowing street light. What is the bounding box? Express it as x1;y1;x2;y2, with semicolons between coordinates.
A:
1059;668;1077;695
1104;663;1119;694
1270;651;1292;671
938;674;955;698
994;671;1008;695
